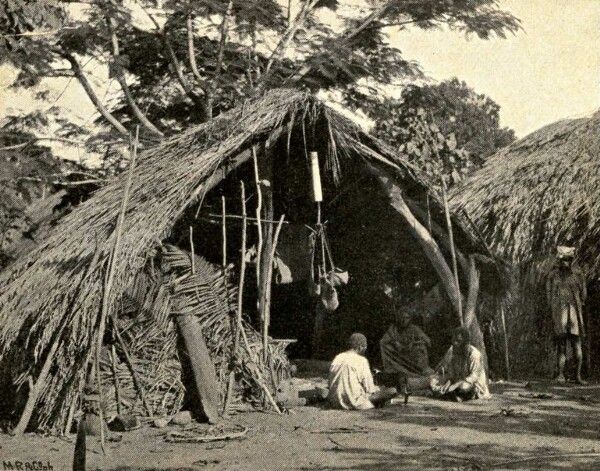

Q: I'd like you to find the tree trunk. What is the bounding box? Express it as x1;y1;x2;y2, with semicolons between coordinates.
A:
464;256;488;372
367;163;462;318
175;315;220;423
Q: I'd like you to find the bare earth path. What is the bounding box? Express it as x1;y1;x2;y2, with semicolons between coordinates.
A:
1;381;599;471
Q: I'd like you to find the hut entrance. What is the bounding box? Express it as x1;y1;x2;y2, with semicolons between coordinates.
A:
167;141;457;371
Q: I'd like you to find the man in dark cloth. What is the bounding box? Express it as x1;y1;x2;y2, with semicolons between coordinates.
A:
380;307;434;377
430;327;490;402
546;246;587;384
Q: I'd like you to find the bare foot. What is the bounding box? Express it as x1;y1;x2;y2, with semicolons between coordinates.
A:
556;375;566;384
576;378;588;385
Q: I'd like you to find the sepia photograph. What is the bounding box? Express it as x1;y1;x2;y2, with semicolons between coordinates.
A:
0;0;599;469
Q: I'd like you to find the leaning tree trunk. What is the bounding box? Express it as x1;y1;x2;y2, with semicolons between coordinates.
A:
368;163;488;370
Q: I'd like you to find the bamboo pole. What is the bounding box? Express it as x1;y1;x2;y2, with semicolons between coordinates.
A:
223;182;248;415
441;178;463;323
94;127;139;453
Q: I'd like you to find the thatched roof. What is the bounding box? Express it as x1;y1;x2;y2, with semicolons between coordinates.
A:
0;89;481;430
451;110;600;277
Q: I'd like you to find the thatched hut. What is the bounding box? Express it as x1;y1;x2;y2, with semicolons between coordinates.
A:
0;89;493;433
451;110;600;376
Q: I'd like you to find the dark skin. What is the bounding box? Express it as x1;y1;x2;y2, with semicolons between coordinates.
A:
439;331;474;395
555;256;586;385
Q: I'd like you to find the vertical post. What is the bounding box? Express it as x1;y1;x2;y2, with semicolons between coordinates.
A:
222;196;227;269
257;146;274;369
500;304;511;380
223;182;247;415
310;152;325;356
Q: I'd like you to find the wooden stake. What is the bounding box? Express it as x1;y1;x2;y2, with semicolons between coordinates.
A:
189;226;196;274
110;344;122;416
223;182;248;415
263;214;286;365
441;178;463;323
222;196;227;268
252;146;263;292
500;304;511;380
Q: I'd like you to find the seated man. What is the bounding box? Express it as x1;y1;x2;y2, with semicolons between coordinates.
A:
430;327;490;402
380;307;434;377
328;333;396;410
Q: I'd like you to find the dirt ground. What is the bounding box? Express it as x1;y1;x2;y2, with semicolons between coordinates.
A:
1;380;600;471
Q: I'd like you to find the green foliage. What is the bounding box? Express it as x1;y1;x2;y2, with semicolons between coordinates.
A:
364;78;516;186
2;1;520;130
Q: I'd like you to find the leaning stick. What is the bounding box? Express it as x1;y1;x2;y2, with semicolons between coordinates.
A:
441;178;463;323
110;344;122;416
223;182;248;415
95;127;139;452
112;323;152;415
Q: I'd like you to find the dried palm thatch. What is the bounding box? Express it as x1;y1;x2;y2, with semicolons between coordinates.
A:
98;244;289;420
0;89;481;432
451;110;600;278
450;111;600;376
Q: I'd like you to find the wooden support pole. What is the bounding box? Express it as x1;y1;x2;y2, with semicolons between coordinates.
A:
222;196;227;269
263;215;286;365
500;304;511;380
223;182;247;416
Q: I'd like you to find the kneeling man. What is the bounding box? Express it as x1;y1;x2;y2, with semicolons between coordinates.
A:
329;333;396;410
431;327;490;401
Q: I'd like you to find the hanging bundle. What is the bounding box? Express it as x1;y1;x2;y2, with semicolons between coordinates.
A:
308;223;348;312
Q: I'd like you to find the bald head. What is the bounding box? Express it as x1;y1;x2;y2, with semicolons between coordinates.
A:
348;333;368;354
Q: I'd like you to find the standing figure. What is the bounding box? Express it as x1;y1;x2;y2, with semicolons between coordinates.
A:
546;246;587;384
380;307;433;377
430;327;490;402
328;333;397;410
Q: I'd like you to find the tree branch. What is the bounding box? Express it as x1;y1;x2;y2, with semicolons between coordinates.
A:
133;0;208;119
205;0;233;120
61;51;128;136
106;14;164;137
257;0;318;90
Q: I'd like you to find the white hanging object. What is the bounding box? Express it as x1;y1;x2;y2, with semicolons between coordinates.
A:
310;151;323;203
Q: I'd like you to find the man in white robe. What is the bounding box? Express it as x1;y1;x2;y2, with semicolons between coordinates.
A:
328;333;396;410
